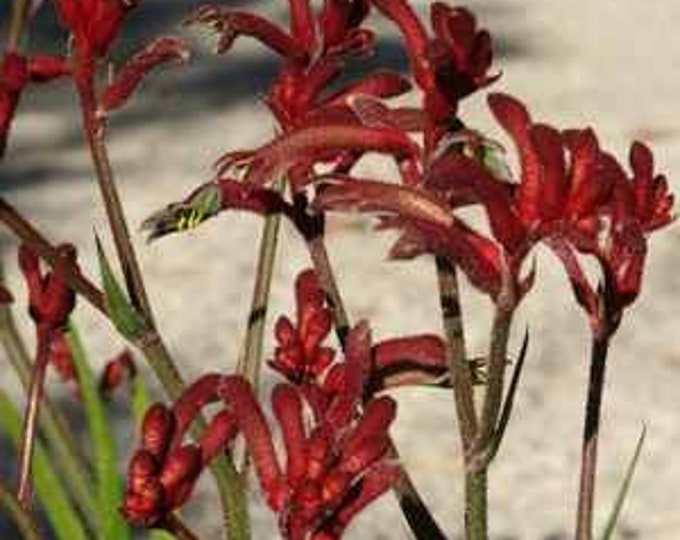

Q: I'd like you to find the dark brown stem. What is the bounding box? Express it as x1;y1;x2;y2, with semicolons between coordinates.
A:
0;296;98;527
575;334;610;540
389;441;448;540
0;198;106;313
16;326;52;507
76;71;154;325
306;234;350;345
435;255;477;448
161;514;200;540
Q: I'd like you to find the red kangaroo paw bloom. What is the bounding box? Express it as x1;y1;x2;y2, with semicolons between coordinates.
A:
18;243;77;331
270;269;335;384
184;7;300;58
100;37;190;113
55;0;138;59
371;0;497;126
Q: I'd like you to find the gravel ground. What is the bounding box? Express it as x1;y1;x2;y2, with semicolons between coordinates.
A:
1;0;679;538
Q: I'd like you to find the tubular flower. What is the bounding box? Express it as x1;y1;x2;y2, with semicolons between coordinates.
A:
18;243;77;332
270;270;336;384
122;374;397;539
55;0;139;59
1;51;69;157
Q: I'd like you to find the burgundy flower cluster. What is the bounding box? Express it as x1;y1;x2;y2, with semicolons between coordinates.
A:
156;0;672;337
122;268;455;538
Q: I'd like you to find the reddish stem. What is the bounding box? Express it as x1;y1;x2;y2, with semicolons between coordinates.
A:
16;325;53;507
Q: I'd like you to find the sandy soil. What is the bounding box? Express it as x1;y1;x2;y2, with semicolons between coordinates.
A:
1;0;679;538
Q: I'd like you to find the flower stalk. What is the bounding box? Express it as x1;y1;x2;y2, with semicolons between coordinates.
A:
575;332;611;540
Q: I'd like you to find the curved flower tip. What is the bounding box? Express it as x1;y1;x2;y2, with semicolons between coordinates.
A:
628;141;675;231
184;5;299;58
100;37;190;113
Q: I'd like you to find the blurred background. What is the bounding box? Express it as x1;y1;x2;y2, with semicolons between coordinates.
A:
1;0;679;538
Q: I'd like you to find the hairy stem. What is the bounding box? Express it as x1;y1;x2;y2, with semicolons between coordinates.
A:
237;178;283;389
575;334;610;540
465;471;488;540
435;255;477;447
0;480;43;540
16;326;52;507
476;303;514;457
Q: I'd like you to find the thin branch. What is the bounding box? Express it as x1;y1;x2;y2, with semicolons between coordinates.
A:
575;334;611;540
0;198;106;313
16;326;52;507
435;255;478;448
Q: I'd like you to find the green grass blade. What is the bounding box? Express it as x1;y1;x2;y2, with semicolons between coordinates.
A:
0;390;89;540
67;324;132;540
599;426;647;540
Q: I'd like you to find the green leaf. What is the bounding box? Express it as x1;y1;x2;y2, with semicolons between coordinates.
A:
599;426;647;540
96;236;147;341
67;324;132;540
0;390;89;540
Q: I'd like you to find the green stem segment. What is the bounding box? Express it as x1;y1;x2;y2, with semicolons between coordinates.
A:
435;255;477;448
575;334;611;540
237;178;283;389
476;304;514;455
465;471;488;540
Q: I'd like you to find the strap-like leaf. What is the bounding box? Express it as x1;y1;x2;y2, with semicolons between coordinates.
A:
599;426;647;540
96;236;147;340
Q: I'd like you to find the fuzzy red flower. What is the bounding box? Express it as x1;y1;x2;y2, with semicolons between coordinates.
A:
55;0;138;59
371;0;498;130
